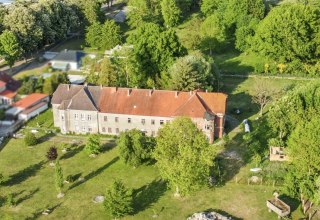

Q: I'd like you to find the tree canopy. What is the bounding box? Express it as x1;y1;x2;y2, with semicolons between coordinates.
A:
117;129;155;167
154;117;216;196
0;30;22;68
251;4;320;63
161;0;181;27
104;180;133;218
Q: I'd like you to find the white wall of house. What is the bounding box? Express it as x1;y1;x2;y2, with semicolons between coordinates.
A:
19;103;49;121
51;61;78;71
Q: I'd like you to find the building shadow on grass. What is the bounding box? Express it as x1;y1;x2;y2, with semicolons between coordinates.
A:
37;133;56;144
68;157;119;190
60;145;85;160
4;160;45;186
133;179;167;214
25;202;63;220
16;188;39;205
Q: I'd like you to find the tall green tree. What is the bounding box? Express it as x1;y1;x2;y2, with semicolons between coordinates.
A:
99;57;118;86
85;20;122;50
201;0;222;16
127;0;162;28
3;5;43;54
0;30;22;70
154;117;216;196
118;129;155;167
127;23;185;86
160;0;181;27
200;13;227;54
81;0;103;25
167;52;216;91
104;180;133;218
55;159;64;194
251;4;320;63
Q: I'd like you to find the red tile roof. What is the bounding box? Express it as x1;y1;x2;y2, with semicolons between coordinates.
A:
13;93;49;109
52;85;228;118
0;89;17;99
0;80;6;87
99;88;227;118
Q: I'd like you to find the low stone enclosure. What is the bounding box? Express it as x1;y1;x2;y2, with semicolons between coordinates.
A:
187;211;232;220
269;146;289;162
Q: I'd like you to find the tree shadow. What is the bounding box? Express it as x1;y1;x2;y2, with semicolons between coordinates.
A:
60;145;85;160
25;202;63;220
69;157;119;190
37;133;56;144
132;179;167;214
100;140;116;153
278;194;300;213
4;160;45;186
16;188;39;205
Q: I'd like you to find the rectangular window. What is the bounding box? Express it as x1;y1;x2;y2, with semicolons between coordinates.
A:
205;124;211;130
128;118;131;123
108;127;112;133
116;128;119;134
115;117;119;122
88;126;92;132
141;119;145;125
102;127;106;132
104;116;108;122
74;114;79;120
75;125;79;131
87;115;92;121
166;120;170;123
151;119;155;125
81;114;85;121
160;120;164;125
61;114;65;121
82;126;86;132
151;131;155;137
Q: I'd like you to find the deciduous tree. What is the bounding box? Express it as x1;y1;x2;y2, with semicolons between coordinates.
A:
160;0;181;27
0;30;22;70
154;117;216;196
118;129;155;167
24;132;38;146
55;159;64;194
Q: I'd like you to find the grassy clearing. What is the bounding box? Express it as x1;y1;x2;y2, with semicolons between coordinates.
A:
51;38;85;52
221;76;305;121
25;109;55;130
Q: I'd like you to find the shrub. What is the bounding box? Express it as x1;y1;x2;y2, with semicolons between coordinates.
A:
46;147;58;161
85;134;101;155
24;132;38;146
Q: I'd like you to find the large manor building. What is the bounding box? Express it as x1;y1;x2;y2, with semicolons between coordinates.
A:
51;84;227;143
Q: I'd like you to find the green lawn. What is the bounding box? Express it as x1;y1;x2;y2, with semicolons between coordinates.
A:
0;136;286;220
51;38;85;53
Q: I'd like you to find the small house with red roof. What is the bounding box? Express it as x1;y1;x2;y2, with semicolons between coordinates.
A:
6;93;50;121
0;72;20;107
52;84;227;143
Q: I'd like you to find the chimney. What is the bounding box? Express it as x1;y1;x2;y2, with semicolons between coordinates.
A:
127;88;132;96
189;91;193;96
206;89;208;93
175;91;178;98
67;84;70;91
149;89;153;97
100;84;103;89
84;82;88;87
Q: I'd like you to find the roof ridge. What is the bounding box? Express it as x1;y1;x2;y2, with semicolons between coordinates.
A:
196;93;215;115
71;88;97;111
172;93;206;117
